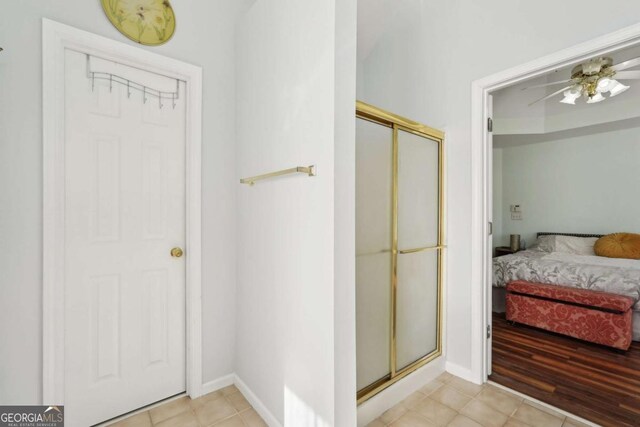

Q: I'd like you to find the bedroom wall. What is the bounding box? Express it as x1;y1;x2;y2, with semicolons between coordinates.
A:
493;149;504;248
0;0;250;404
494;125;640;249
357;0;640;381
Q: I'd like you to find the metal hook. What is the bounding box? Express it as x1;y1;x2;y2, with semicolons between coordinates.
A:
143;87;147;104
127;80;131;98
159;95;163;109
109;74;113;93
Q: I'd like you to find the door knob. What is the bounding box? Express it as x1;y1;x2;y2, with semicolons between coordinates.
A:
170;247;184;258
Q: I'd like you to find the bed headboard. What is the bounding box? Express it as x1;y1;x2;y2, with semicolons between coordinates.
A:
537;232;604;238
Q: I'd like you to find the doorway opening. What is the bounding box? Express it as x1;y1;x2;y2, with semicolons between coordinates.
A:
473;23;640;426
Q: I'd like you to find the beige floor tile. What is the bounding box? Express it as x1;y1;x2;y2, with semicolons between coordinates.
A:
149;397;191;424
523;400;565;419
430;385;472;411
365;419;386;427
512;403;564;427
420;380;445;396
239;409;268;427
414;398;458;426
109;411;152;427
436;372;454;383
475;386;522;416
153;411;199;427
194;396;237;426
213;414;245;427
221;385;240;396
390;411;437;427
503;419;531;427
446;414;482;427
226;392;251;412
447;377;484;397
460;399;509;427
379;402;409;425
190;391;226;411
402;391;427;409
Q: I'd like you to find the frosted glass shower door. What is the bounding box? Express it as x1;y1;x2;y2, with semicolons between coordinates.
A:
395;129;441;370
355;101;444;403
355;118;393;391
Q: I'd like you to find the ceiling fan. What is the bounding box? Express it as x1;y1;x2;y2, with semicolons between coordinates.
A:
524;56;640;106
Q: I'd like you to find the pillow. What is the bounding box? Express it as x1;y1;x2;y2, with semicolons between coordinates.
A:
554;236;598;256
594;233;640;260
531;235;597;255
532;235;555;252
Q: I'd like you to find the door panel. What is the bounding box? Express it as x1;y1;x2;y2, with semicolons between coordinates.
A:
395;250;439;370
355;118;393;390
64;49;186;426
397;129;439;250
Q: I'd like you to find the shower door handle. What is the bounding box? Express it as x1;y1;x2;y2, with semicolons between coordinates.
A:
398;245;446;255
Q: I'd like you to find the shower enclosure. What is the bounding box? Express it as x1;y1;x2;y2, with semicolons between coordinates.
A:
356;101;444;403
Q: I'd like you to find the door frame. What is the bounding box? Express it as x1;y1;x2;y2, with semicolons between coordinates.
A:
470;22;640;384
42;19;203;404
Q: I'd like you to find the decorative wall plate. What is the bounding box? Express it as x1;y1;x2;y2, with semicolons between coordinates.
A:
101;0;176;46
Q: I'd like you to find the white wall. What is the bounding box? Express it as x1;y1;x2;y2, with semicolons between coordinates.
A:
357;0;640;378
494;125;640;248
492;149;504;248
235;0;356;425
0;0;250;404
333;0;358;424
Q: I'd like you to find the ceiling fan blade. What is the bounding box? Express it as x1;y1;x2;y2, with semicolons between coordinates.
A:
611;57;640;71
614;70;640;80
528;86;572;106
521;79;571;90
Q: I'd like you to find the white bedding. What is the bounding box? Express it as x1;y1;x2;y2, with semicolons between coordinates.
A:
493;249;640;310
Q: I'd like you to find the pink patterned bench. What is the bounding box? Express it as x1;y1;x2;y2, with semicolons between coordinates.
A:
506;280;634;350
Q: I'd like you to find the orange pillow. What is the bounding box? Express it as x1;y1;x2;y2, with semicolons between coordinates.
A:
594;233;640;260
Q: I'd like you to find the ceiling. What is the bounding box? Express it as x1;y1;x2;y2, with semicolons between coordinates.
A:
493;44;640;140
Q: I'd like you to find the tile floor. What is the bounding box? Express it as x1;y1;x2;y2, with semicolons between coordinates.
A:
108;385;267;427
366;372;594;427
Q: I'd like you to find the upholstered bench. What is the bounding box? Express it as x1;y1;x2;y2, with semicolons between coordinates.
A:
505;280;635;350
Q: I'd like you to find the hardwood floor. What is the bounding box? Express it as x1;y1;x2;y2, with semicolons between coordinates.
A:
490;312;640;427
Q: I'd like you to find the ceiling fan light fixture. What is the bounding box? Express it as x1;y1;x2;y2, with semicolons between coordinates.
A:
587;92;606;103
609;81;630;97
597;77;613;92
560;87;581;104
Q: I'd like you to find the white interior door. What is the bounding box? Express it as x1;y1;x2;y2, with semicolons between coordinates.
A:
63;49;187;426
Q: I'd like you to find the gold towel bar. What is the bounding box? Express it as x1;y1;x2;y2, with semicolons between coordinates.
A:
240;165;316;186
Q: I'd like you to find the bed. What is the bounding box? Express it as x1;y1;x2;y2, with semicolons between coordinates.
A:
493;232;640;341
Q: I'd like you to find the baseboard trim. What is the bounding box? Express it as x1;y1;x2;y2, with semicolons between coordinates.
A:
445;361;477;384
234;375;282;427
201;373;236;396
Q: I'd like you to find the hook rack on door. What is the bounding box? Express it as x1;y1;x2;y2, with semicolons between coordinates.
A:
85;54;183;109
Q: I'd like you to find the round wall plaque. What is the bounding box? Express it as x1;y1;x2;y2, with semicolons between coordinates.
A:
100;0;176;46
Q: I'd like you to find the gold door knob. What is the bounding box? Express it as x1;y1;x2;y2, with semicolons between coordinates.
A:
170;247;184;258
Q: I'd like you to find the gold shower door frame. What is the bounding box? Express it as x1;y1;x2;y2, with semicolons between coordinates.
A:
356;101;445;404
